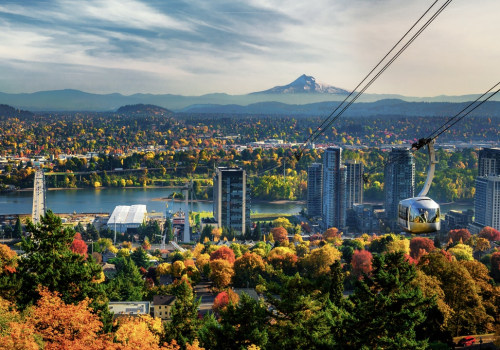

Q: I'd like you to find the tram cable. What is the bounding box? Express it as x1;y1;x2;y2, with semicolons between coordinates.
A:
295;0;453;161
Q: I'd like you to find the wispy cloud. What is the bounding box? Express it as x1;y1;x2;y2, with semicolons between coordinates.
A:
0;0;498;95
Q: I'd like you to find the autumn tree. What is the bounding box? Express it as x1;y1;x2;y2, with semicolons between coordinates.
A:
419;251;494;335
70;232;88;258
209;259;234;289
212;289;240;314
301;244;341;278
479;226;500;241
448;228;471;244
270;227;288;245
114;315;164;349
447;243;473;261
272;217;292;231
26;287;115;349
233;252;265;288
266;247;298;275
323;227;341;241
210;246;235;264
351;250;373;279
409;237;435;260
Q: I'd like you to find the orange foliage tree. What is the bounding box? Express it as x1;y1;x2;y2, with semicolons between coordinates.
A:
26;287;115;349
351;250;373;279
0;243;17;275
210;246;235;264
323;227;341;241
233;252;265;287
270;227;288;244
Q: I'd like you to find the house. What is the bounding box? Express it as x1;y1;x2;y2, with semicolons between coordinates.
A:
153;295;176;321
108;301;150;319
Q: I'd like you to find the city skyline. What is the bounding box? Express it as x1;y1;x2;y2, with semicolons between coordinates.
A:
1;0;499;96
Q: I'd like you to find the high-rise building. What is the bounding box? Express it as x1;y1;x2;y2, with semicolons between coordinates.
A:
345;160;364;209
213;167;251;235
478;147;500;177
322;147;346;229
384;148;415;222
307;163;323;217
474;176;500;230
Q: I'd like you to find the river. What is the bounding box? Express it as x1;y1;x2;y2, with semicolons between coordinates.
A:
0;188;304;215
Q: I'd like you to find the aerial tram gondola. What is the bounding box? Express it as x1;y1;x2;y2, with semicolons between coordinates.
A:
398;138;440;234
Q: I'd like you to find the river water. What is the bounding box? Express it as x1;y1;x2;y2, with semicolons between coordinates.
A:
0;188;304;215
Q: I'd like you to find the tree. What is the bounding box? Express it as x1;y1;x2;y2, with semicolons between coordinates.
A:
212;289;239;314
270;227;288;245
323;227;341;241
409;237;435;260
164;279;201;347
114;315;164;349
209;259;234;290
252;222;262;241
301;244;341;278
448;243;473;261
14;217;23;239
342;252;432;349
199;293;269;350
266;247;298;275
419;251;494;336
17;211;106;314
210;246;235;264
86;223;100;241
491;252;500;282
448;228;471;244
106;257;145;301
272;217;292;231
200;224;212;242
351;250;373;279
479;226;500;241
26;287;114;349
70;232;88;258
474;237;490;259
233;252;265;288
131;247;152;269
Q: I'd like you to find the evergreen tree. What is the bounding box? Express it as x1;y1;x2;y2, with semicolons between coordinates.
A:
253;222;262;241
341;252;431;349
74;222;86;240
17;210;110;328
86;223;100;241
13;217;23;239
433;235;441;249
199;293;269;350
130;247;151;269
164;280;201;347
164;219;174;243
106;257;145;301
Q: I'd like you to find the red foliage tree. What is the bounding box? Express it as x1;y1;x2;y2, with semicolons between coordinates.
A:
70;235;88;258
270;227;289;244
409;237;435;260
301;222;312;233
479;226;500;241
351;250;373;279
210;246;236;264
448;228;471;243
212;289;239;313
491;251;500;282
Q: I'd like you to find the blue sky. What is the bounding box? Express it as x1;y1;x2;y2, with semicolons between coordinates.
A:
0;0;498;96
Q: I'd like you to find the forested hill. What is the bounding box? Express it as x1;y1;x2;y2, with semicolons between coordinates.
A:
180;99;500;117
116;104;173;116
0;104;34;119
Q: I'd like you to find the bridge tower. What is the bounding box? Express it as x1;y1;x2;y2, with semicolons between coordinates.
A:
32;169;46;224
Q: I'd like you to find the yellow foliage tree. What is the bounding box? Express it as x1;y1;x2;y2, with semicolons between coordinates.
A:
209;259;234;290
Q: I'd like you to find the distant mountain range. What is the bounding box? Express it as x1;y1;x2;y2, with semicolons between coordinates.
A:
0;75;499;112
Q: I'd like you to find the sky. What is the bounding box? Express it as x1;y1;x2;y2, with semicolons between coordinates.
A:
0;0;499;96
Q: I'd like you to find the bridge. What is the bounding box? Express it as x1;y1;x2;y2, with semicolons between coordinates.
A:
32;169;46;224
